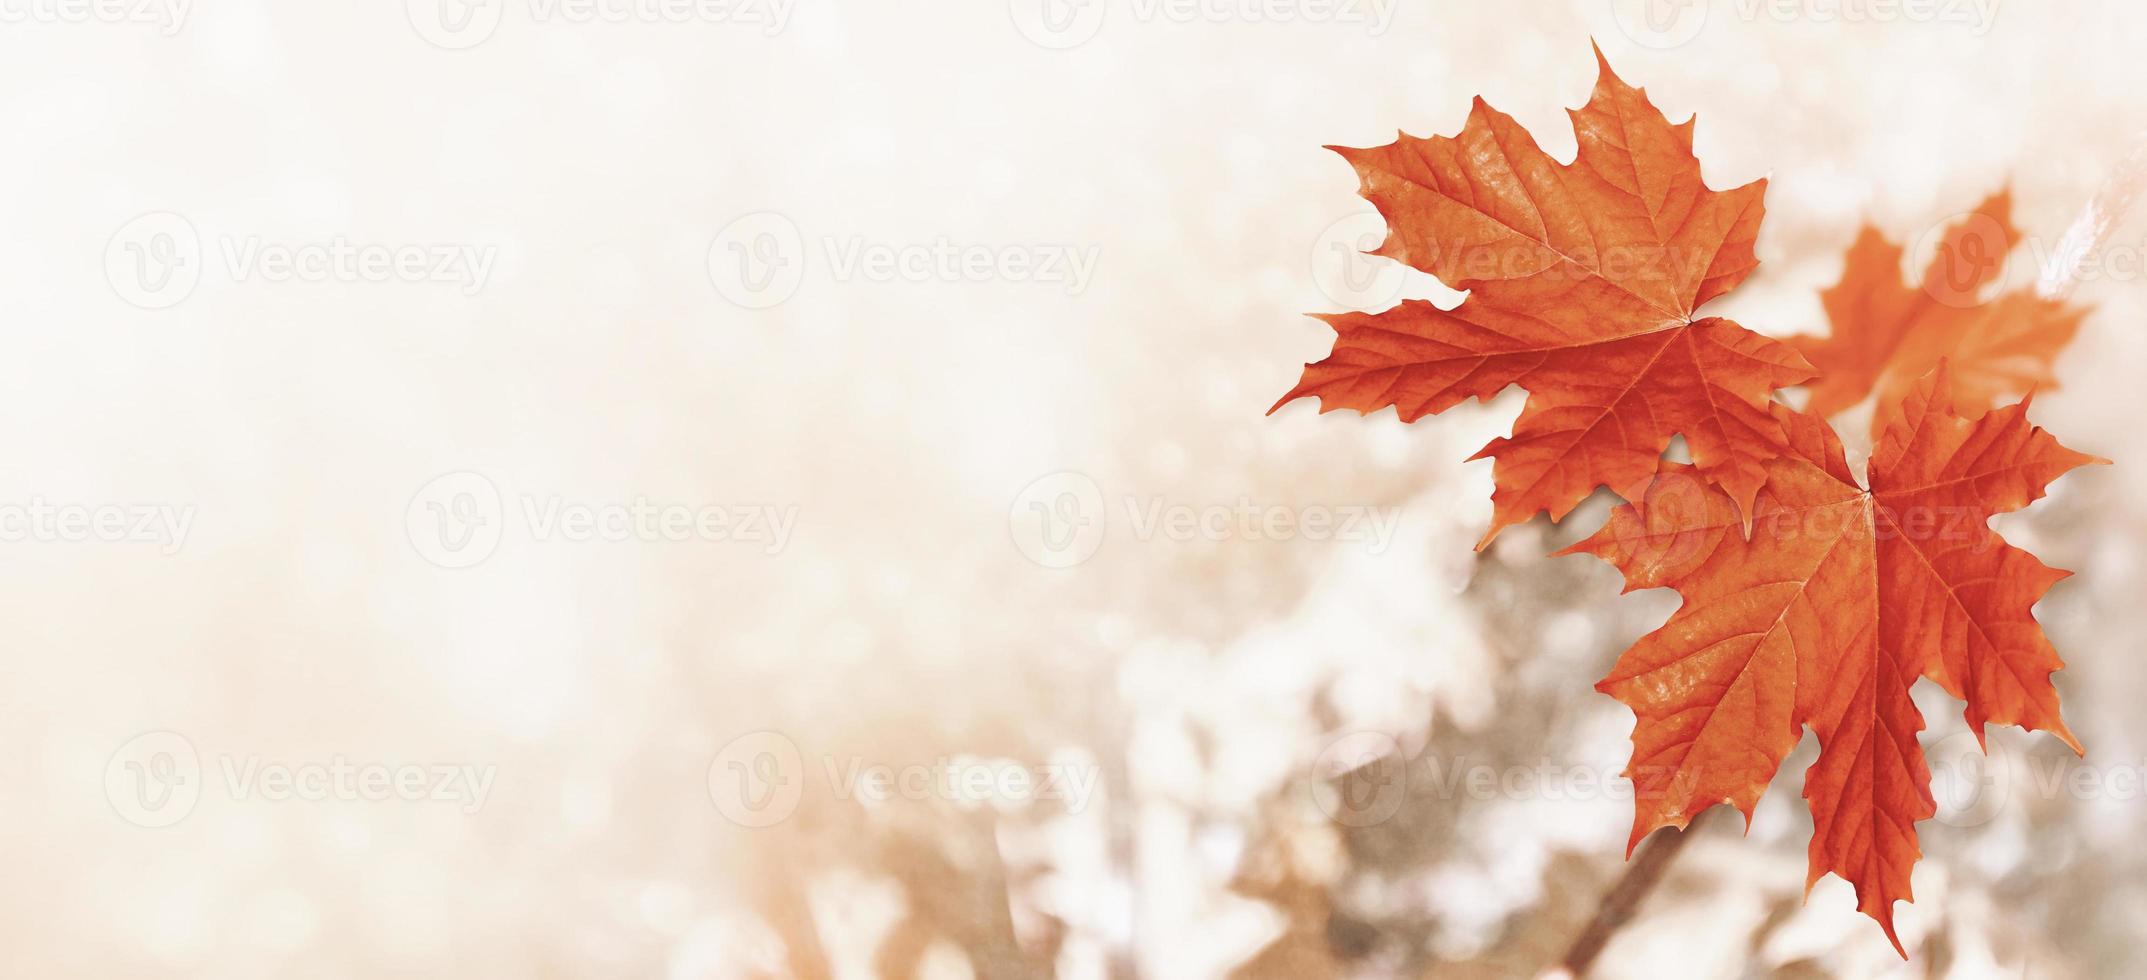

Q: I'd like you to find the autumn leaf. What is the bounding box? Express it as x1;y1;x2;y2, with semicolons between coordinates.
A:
1560;363;2102;954
1273;46;1812;544
1791;191;2086;438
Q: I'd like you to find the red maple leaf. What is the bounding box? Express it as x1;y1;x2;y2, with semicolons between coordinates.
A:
1273;47;1812;544
1560;363;2102;953
1791;191;2086;438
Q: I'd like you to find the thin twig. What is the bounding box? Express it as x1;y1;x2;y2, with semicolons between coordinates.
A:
1557;809;1717;977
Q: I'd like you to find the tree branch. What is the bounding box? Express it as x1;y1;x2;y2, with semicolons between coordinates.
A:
1557;809;1716;977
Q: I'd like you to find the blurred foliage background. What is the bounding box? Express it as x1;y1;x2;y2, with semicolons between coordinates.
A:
4;1;2144;977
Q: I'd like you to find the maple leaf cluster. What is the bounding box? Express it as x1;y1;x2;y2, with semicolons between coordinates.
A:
1273;46;2106;954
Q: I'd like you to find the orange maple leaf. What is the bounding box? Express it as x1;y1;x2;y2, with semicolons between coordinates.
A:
1273;47;1813;544
1561;363;2102;954
1791;191;2086;438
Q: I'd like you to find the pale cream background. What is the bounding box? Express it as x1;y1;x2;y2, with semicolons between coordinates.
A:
3;0;2145;977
